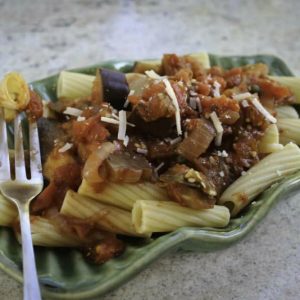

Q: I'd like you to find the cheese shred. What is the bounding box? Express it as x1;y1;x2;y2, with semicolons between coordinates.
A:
117;110;127;140
210;111;224;146
63;107;83;117
251;98;277;123
163;78;182;135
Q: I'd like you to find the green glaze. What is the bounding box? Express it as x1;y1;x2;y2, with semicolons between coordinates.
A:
0;54;299;299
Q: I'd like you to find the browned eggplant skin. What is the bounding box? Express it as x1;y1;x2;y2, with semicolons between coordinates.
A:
100;68;130;110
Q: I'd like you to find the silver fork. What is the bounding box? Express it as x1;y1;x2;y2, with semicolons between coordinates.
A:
0;108;43;300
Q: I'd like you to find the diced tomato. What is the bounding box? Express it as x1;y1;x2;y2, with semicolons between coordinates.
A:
72;115;110;144
26;90;43;121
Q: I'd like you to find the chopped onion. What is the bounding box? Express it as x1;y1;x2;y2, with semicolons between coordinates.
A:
83;142;115;183
58;143;73;153
63;107;83;117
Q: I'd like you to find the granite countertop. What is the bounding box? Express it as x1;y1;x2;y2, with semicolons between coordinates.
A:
1;0;300;299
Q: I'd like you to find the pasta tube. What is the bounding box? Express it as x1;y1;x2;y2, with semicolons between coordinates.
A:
0;72;30;110
14;216;82;247
258;124;283;153
133;59;162;74
78;179;169;211
219;143;300;216
30;217;81;247
133;52;210;74
270;76;300;103
277;118;300;145
61;190;149;237
187;52;211;69
57;52;211;99
57;71;95;99
276;105;299;119
132;200;230;234
0;193;17;226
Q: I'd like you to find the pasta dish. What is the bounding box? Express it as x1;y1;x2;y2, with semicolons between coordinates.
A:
0;53;299;264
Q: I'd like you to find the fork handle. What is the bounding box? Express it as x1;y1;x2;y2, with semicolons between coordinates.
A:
18;204;42;300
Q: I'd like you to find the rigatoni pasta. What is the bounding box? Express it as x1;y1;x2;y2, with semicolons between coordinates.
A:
29;217;82;247
219;143;300;216
276;105;299;119
57;71;95;99
61;190;149;237
132;200;230;234
258;124;283;154
277;118;300;145
2;53;300;265
0;193;17;226
78;179;169;211
270;76;300;103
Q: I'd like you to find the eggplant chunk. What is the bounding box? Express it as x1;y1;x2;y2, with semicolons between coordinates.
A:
37;118;66;163
177;119;215;161
105;152;153;183
100;68;130;110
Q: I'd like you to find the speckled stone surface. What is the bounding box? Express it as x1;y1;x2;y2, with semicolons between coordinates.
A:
1;0;300;299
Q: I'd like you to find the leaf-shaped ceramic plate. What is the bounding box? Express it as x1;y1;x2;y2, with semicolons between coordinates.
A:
1;54;299;299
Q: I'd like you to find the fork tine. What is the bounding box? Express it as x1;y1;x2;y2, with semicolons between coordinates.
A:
14;113;27;180
29;121;42;182
0;108;11;181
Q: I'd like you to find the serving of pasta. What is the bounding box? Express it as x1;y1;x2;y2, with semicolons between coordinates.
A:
1;52;300;264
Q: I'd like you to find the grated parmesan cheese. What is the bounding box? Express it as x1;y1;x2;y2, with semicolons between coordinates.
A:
170;136;182;145
136;148;148;155
117;110;127;140
145;70;162;80
210;111;224;146
123;135;129;147
100;117;119;125
163;78;182;135
112;112;119;120
63;107;83;117
58;143;73;153
100;116;135;127
222;150;228;157
219;171;225;177
241;100;249;107
154;162;165;173
212;81;221;97
123;99;130;108
233;92;252;101
251;98;277;123
77;116;86;122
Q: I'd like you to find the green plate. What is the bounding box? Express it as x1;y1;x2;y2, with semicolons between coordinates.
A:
0;54;299;299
